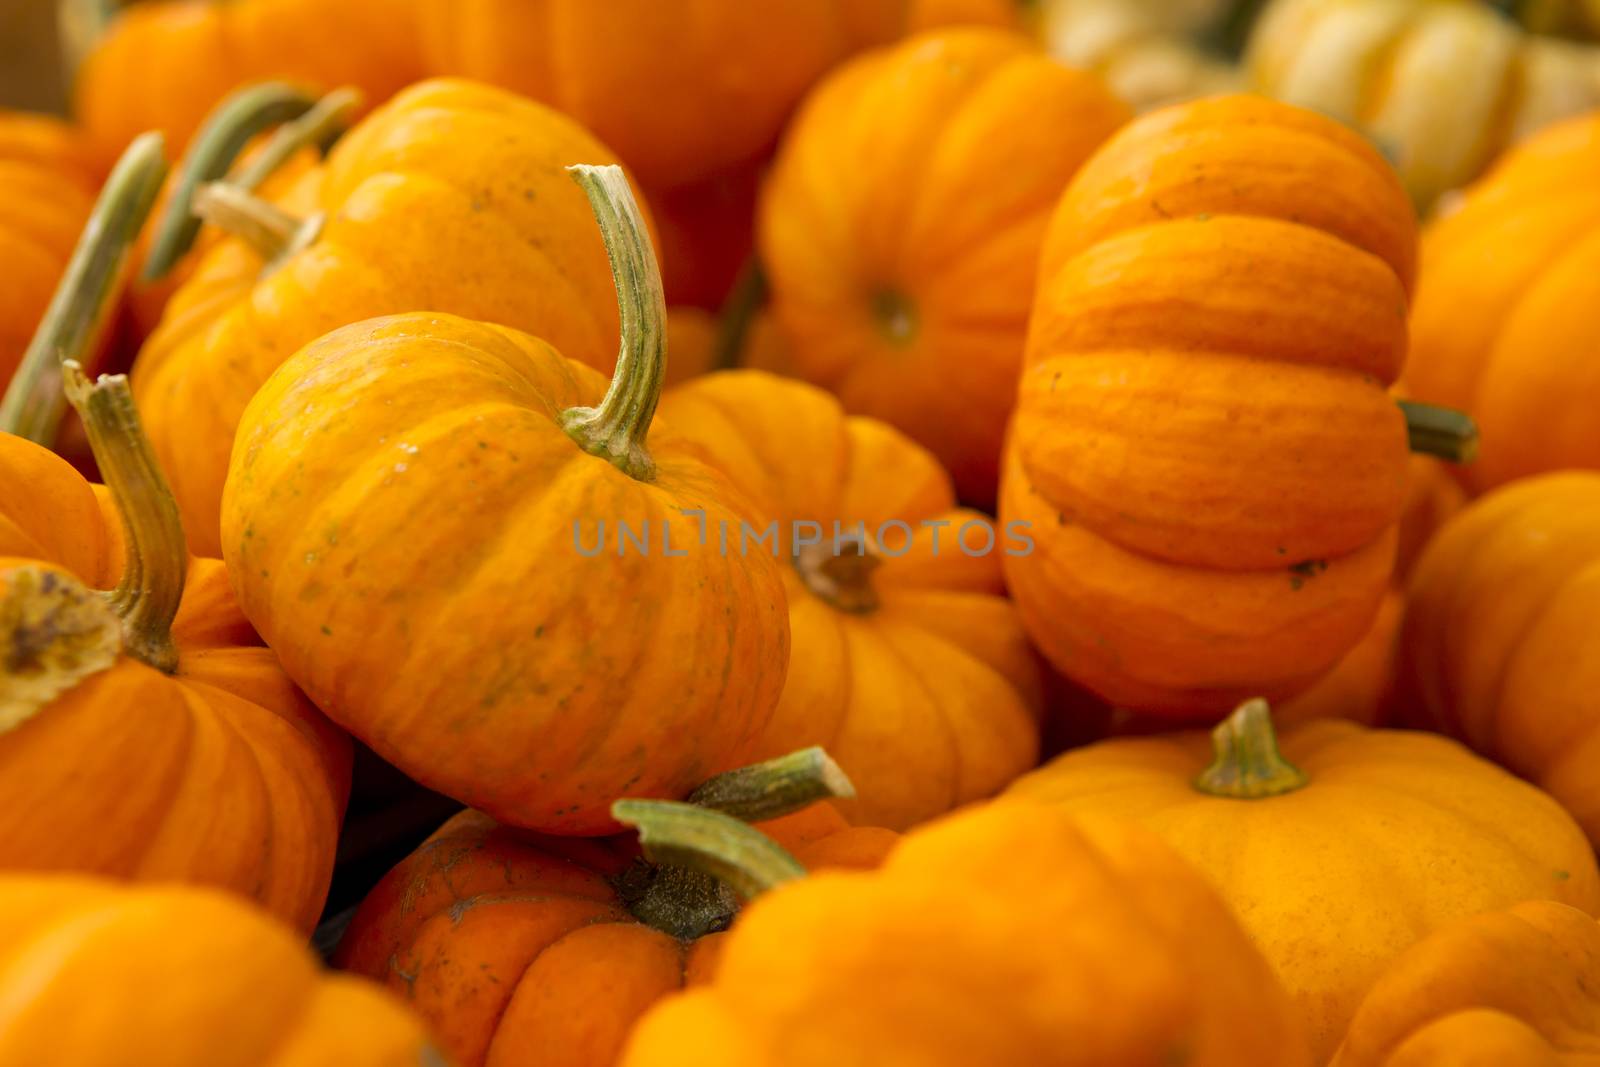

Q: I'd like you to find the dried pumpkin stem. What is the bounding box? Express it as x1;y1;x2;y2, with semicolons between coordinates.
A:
0;132;167;446
613;800;806;903
1399;401;1480;464
232;87;362;191
794;530;882;614
192;183;325;265
1194;698;1308;799
710;258;768;372
141;82;335;282
560;164;668;482
62;362;186;674
688;746;856;822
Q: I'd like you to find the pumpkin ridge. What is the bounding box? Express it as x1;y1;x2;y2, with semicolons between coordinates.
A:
859;618;966;813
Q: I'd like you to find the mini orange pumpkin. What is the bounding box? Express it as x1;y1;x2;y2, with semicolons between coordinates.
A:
1396;471;1600;844
662;370;1042;830
222;165;789;835
618;799;1314;1066
1005;699;1600;1061
0;874;443;1067
1333;900;1600;1067
1406;112;1600;491
337;751;895;1067
68;0;424;169
1002;94;1422;719
132;78;641;557
0;111;101;395
758;28;1130;505
1;363;349;934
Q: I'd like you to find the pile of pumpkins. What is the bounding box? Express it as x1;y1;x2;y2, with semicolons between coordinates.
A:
3;1;1600;1064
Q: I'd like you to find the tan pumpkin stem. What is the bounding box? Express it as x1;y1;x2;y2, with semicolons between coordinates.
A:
1399;401;1479;464
613;800;806;902
689;746;856;822
560;164;668;482
193;183;325;267
63;362;186;674
0;132;168;446
1194;698;1308;799
143;83;359;281
0;566;122;736
795;530;882;613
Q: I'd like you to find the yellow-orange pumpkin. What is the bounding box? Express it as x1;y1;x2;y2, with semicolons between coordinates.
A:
759;28;1130;505
662;370;1042;830
1002;94;1418;718
132;78;640;556
1005;699;1600;1060
221;166;789;835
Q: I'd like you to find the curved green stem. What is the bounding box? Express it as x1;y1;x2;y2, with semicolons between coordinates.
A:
688;747;855;822
711;258;767;372
613;800;806;902
62;362;186;674
192;183;325;265
560;164;667;482
1400;400;1480;464
231;87;362;191
0;132;167;446
1193;698;1308;799
141;82;332;282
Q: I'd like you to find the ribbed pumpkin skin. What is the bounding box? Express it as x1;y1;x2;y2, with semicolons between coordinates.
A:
1334;900;1600;1067
1003;94;1416;718
0;434;350;935
0;875;442;1067
416;0;914;191
758;29;1130;507
1005;719;1600;1062
1396;472;1600;844
662;371;1042;830
336;806;895;1067
222;313;791;835
1406;114;1600;492
1248;0;1600;208
132;79;636;557
0;112;99;388
73;0;424;167
619;802;1314;1067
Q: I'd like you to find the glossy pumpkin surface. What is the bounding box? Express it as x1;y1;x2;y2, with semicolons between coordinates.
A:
619;800;1313;1066
1406;113;1600;491
662;370;1042;830
1396;471;1600;844
338;803;894;1067
0;410;348;935
133;78;637;556
1333;900;1600;1067
1002;94;1416;718
1005;705;1600;1061
758;28;1130;506
221;307;789;834
0;874;442;1067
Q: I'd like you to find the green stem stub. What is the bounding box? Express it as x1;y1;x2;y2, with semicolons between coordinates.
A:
560;164;668;482
1193;698;1308;800
1400;400;1480;465
688;746;856;822
0;132;168;446
140;82;324;282
613;800;806;904
62;362;186;674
